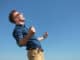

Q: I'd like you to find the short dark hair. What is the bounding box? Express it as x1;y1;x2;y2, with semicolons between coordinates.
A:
9;10;16;23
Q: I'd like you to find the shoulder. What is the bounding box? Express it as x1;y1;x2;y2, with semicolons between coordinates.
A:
13;26;22;35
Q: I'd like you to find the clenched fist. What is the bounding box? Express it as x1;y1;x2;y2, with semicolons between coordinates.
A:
43;32;48;38
28;26;36;35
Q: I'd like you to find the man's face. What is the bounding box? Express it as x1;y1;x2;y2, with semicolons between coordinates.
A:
13;11;25;25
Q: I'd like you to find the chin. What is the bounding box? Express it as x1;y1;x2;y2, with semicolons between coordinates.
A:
20;22;25;25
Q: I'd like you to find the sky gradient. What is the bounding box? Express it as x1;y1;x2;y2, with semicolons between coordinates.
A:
0;0;80;60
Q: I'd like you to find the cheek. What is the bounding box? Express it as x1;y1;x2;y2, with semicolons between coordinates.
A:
14;18;19;22
19;15;23;18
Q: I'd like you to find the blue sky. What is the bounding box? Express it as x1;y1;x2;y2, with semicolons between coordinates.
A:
0;0;80;60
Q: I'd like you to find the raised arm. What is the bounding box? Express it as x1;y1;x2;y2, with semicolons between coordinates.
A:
19;26;36;46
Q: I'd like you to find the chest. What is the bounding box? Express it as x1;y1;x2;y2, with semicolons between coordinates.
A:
22;27;28;36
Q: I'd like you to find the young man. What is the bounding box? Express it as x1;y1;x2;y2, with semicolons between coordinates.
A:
9;10;48;60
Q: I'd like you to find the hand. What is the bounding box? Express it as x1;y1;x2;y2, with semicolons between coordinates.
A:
29;26;36;34
43;32;48;38
31;26;36;33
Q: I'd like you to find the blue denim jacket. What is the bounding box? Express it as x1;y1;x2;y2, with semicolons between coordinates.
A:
13;24;42;50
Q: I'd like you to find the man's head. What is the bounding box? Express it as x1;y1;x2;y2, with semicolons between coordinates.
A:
9;10;25;25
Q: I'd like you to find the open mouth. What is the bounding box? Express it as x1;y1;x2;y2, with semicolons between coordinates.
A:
19;20;25;22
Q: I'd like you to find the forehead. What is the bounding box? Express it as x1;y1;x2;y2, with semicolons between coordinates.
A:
13;11;20;16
